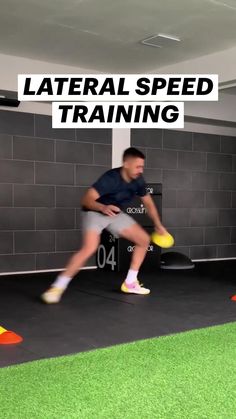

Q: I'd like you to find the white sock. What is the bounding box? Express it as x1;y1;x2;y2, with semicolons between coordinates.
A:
125;269;139;285
52;274;72;290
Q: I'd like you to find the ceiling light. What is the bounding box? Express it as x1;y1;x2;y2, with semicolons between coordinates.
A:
141;33;181;48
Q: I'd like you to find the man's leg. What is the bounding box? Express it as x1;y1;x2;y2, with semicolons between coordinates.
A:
41;230;100;303
119;223;151;295
120;223;150;270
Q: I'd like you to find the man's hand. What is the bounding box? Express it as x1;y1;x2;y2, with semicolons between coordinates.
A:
155;224;168;235
101;205;121;216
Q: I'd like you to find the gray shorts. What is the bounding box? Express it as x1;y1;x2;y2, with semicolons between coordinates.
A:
82;210;137;237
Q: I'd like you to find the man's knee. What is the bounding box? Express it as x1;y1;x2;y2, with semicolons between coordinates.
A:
80;232;100;257
83;243;98;257
73;242;98;260
137;232;150;248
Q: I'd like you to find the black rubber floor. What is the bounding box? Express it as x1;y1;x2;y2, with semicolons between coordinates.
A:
0;261;235;367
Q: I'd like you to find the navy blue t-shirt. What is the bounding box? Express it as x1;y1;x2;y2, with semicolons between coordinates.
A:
91;167;147;209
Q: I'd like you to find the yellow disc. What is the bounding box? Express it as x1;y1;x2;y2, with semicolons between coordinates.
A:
151;232;174;248
0;326;7;335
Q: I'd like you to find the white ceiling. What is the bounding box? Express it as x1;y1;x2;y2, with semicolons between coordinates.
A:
1;0;236;73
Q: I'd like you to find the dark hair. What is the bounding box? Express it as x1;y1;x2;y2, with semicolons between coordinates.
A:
122;147;145;161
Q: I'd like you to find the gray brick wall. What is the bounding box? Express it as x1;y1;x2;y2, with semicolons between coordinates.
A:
131;128;236;260
0;110;112;273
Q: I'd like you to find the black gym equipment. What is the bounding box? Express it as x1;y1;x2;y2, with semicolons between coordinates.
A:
160;252;195;270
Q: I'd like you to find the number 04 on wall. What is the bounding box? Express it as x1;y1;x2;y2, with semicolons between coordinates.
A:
97;244;117;271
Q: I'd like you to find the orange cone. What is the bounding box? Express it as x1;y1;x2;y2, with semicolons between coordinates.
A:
0;325;23;345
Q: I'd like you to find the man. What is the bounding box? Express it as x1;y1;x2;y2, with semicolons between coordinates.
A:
41;147;168;304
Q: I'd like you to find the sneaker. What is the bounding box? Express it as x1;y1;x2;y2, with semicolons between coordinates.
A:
41;287;64;304
121;280;150;295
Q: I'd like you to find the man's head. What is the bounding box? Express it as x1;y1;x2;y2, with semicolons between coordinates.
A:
122;147;145;180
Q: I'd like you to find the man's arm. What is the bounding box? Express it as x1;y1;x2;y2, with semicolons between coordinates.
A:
81;187;120;216
140;194;167;234
81;187;104;212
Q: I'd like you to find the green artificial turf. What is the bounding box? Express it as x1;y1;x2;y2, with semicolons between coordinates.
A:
1;322;236;419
